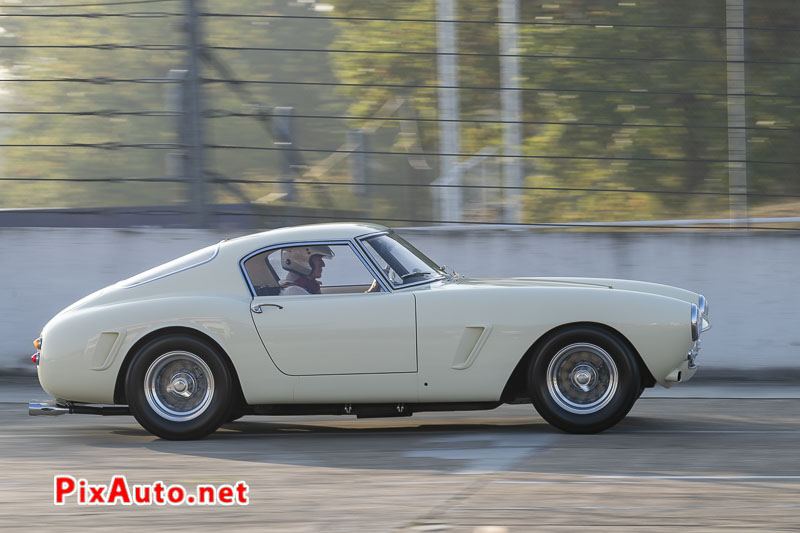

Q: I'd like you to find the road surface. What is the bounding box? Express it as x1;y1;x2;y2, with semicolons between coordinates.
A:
0;377;798;532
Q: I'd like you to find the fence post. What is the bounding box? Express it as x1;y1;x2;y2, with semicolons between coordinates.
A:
726;0;748;228
435;0;462;223
499;0;523;224
272;106;297;201
166;69;187;192
347;129;369;197
184;0;208;228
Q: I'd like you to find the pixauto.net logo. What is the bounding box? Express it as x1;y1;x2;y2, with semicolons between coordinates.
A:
54;475;249;506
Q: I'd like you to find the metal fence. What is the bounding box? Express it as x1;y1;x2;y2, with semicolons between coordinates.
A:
1;0;799;230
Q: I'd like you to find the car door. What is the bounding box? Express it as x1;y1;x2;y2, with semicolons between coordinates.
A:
243;242;418;376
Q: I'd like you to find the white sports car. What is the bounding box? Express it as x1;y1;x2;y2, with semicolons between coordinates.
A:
30;223;710;440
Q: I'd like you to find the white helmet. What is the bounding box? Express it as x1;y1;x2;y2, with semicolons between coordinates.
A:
280;245;334;276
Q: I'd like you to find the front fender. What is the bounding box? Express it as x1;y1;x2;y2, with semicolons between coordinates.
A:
415;284;694;402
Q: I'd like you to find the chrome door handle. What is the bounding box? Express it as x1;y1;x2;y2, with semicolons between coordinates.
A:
251;303;283;313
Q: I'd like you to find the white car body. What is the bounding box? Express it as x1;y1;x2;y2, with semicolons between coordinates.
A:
33;223;709;438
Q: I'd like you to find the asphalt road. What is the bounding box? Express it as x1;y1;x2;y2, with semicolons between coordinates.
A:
1;378;799;532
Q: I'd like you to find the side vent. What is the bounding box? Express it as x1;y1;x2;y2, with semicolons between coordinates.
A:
451;325;493;370
87;332;124;370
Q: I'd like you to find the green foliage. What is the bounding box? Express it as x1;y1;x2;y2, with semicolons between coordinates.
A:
1;0;798;224
330;0;735;222
0;0;354;210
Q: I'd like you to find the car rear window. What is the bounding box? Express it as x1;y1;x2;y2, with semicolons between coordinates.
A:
118;244;219;288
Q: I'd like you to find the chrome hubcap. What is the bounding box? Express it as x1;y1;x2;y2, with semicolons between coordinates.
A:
166;372;195;398
546;343;618;414
144;351;214;422
570;364;597;392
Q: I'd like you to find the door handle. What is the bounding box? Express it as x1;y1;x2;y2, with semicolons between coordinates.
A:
251;303;284;313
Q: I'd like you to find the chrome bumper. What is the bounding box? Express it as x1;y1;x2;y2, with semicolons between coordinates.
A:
664;340;703;384
688;339;701;369
665;296;709;386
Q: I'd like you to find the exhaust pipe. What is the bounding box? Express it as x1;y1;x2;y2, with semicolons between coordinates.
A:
29;400;70;416
29;400;130;416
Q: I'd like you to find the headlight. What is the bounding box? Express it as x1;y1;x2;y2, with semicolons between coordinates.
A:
698;295;707;318
691;303;699;341
698;294;711;332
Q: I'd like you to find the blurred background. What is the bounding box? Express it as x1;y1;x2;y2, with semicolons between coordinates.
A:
3;5;799;527
1;0;799;373
1;0;798;229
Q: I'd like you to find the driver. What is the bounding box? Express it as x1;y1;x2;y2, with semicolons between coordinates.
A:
279;245;334;295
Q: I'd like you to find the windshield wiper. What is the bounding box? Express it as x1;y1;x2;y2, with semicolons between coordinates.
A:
400;271;433;280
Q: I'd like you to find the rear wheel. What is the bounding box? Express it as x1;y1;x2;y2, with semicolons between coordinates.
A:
125;334;232;440
528;326;641;434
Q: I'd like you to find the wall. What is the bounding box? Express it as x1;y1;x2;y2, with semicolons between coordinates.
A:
2;227;797;377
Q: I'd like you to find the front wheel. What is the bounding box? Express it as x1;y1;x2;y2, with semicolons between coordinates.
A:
528;326;641;434
125;334;232;440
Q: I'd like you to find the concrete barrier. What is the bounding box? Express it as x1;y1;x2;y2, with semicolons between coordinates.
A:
2;227;798;377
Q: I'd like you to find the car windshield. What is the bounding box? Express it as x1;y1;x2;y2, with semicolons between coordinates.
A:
361;233;444;288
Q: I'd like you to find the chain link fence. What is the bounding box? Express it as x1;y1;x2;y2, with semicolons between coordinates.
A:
1;0;799;230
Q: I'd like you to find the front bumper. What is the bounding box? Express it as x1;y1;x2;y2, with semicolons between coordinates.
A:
665;295;710;385
664;341;700;383
664;340;702;384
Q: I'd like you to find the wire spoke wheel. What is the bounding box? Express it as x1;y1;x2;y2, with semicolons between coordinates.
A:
546;343;618;414
529;327;641;434
126;334;233;440
143;351;215;422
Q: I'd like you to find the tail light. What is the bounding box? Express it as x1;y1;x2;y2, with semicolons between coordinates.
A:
32;337;42;366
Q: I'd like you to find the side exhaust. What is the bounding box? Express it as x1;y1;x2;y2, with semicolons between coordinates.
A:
29;400;69;416
29;400;130;416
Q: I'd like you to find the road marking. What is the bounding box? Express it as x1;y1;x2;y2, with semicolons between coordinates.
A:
368;481;466;486
404;433;557;474
590;475;800;480
489;475;800;485
616;430;800;434
409;525;453;532
455;503;800;512
492;480;639;485
0;434;110;438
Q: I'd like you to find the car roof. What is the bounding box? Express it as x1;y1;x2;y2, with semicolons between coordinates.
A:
219;222;389;256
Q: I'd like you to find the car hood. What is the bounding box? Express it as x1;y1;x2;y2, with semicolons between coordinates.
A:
458;277;700;305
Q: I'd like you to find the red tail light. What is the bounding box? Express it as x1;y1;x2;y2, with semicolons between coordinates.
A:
32;337;42;366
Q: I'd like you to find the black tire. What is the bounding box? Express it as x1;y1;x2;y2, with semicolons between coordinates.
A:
528;326;641;434
125;334;233;440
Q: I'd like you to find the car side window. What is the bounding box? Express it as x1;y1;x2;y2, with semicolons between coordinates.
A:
245;244;383;296
360;240;400;285
243;251;281;296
